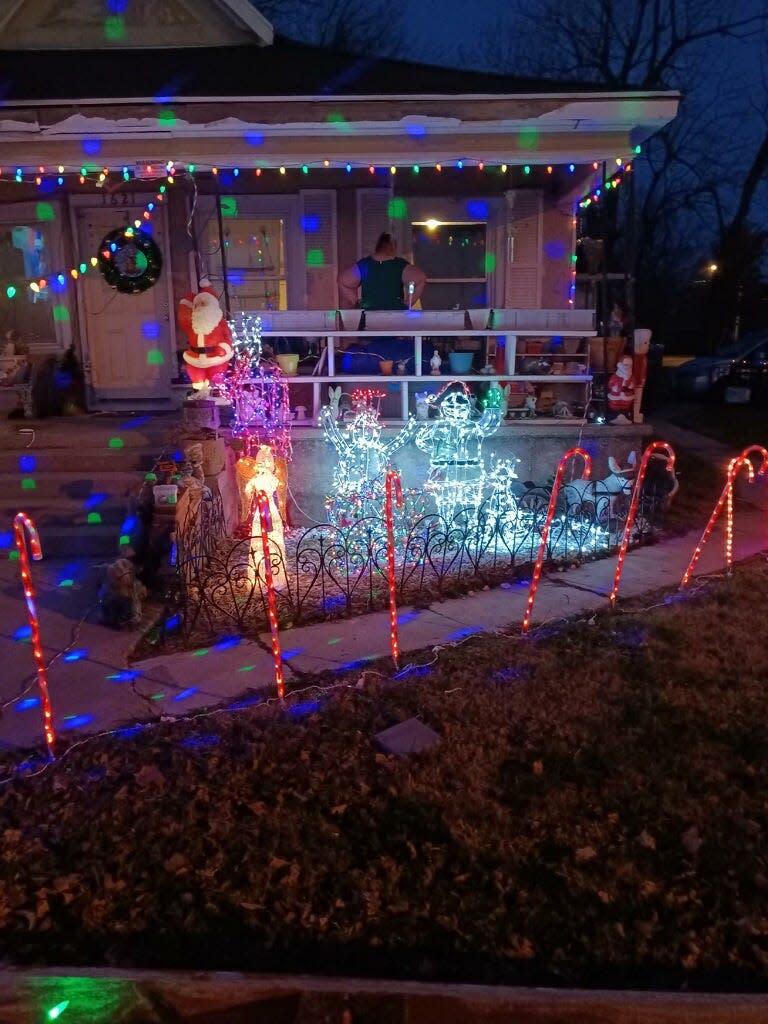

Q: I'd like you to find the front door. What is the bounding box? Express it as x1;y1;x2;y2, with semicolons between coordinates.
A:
75;203;175;408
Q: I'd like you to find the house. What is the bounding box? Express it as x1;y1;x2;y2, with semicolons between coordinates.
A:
0;0;679;422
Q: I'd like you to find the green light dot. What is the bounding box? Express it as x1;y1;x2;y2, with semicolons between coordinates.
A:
53;305;70;322
157;108;177;127
634;144;642;154
387;197;408;220
523;165;531;175
192;648;209;656
8;550;20;561
306;248;325;267
47;1001;70;1021
301;165;309;174
6;285;17;299
21;477;36;490
35;202;55;222
220;196;238;218
484;253;496;273
238;664;256;672
188;164;196;172
571;254;578;263
119;534;131;546
518;127;539;151
146;349;165;365
87;512;102;524
145;472;157;482
108;437;124;449
151;693;166;701
104;15;125;40
59;579;74;588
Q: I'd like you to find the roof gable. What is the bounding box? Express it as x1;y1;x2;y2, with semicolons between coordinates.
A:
0;0;273;49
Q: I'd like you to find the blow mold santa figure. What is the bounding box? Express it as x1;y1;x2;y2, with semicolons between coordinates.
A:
177;279;234;399
607;354;635;424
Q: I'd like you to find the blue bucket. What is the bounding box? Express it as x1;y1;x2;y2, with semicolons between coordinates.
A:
448;351;474;375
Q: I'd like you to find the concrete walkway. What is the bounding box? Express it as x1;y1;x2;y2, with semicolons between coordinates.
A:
2;474;766;752
0;967;766;1023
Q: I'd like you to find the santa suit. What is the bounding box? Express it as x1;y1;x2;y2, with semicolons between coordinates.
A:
178;284;234;387
607;366;635;414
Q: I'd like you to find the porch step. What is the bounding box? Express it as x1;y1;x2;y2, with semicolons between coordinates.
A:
0;470;141;501
12;524;126;559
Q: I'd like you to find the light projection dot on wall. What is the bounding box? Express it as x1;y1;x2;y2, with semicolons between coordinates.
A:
35;202;55;221
484;253;497;273
157;109;177;127
306;249;325;267
518;128;539;150
388;197;408;219
104;15;126;40
301;214;321;232
146;349;165;365
53;306;70;322
21;478;36;490
87;512;102;524
108;437;124;449
220;197;238;218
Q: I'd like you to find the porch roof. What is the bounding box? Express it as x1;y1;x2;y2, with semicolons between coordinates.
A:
0;38;679;170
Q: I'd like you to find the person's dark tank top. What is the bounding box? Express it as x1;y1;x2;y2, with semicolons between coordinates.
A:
356;255;408;310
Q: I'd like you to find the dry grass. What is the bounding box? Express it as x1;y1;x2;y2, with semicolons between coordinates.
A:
2;559;768;990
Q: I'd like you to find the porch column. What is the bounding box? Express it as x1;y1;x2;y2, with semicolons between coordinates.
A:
504;334;517;375
414;335;422;376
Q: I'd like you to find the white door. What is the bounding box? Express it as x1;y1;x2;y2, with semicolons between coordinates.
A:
76;203;174;407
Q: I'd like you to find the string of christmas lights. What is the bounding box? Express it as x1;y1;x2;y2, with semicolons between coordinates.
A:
3;184;170;299
13;512;56;759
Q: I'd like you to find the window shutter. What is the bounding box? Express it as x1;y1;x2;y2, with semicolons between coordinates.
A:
504;190;542;308
356;188;392;261
300;189;338;309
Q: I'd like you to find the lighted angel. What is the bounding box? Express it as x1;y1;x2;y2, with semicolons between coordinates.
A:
241;445;286;589
414;389;502;525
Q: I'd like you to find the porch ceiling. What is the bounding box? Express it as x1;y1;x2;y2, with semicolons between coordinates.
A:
0;93;678;169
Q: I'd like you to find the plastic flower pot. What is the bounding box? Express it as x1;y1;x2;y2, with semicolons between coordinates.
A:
276;354;299;376
448;351;474;374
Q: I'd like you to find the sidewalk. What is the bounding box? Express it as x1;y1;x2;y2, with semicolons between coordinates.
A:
2;487;765;752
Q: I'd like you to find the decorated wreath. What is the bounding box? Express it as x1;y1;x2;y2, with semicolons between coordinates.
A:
97;227;162;294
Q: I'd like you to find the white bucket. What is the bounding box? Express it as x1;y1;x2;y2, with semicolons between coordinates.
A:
153;484;178;506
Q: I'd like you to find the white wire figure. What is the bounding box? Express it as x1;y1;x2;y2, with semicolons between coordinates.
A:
414;389;502;526
319;392;418;507
242;445;286;589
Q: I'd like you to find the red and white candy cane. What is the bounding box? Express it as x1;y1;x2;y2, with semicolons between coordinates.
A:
13;512;56;759
385;470;404;668
255;490;285;699
522;447;592;633
609;441;676;605
680;445;767;588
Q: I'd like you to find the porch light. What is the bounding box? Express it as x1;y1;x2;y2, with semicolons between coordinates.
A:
424;219;441;231
708;263;719;273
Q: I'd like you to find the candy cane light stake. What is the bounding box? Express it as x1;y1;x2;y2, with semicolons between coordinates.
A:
680;445;767;588
255;490;285;699
385;470;404;668
13;512;56;759
522;447;592;633
609;441;676;605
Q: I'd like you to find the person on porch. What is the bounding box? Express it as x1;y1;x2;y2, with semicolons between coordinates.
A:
338;232;426;310
337;233;426;374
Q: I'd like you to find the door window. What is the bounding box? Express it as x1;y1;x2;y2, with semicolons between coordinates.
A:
200;201;289;311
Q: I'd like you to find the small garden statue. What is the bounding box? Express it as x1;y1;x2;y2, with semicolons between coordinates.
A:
607;355;635;423
98;558;147;629
430;349;442;375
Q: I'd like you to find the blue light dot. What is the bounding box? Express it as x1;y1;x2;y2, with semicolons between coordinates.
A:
172;687;198;702
64;648;88;662
82;139;102;155
15;696;40;711
12;625;32;642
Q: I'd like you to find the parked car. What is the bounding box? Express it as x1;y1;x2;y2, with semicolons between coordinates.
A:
675;333;768;398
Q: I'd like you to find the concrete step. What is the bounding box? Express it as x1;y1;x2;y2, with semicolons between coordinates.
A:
0;470;141;501
21;523;125;559
0;449;160;475
0;494;129;529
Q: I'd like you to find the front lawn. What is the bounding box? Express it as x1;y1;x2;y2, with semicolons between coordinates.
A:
2;559;768;990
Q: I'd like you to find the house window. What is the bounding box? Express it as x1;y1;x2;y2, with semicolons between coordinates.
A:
412;221;488;309
201;203;289;311
0;222;64;349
